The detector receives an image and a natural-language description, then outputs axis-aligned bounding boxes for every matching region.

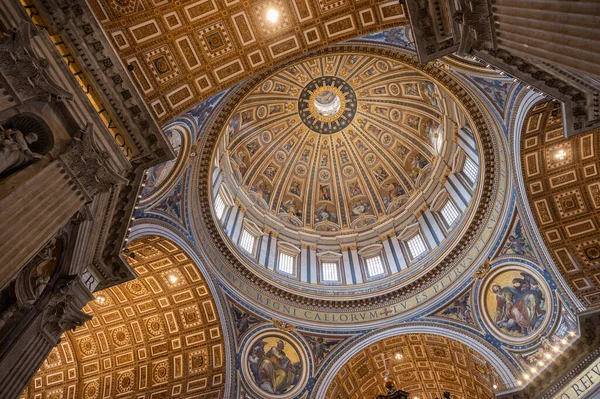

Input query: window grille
[463,157,478,183]
[214,192,225,220]
[278,252,294,274]
[407,235,427,258]
[239,229,255,254]
[441,200,460,226]
[322,262,338,281]
[366,256,385,277]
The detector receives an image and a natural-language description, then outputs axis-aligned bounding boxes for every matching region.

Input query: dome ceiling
[225,54,446,235]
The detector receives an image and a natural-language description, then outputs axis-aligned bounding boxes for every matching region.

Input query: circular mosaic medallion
[298,76,357,135]
[480,264,552,344]
[242,330,309,398]
[343,166,354,176]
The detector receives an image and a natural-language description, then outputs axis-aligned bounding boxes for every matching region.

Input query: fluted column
[0,275,92,398]
[0,161,84,290]
[492,0,600,79]
[0,125,125,291]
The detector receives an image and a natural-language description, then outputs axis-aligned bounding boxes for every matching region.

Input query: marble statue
[0,126,42,175]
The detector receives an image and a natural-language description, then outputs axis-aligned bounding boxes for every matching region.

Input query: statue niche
[0,114,52,177]
[0,236,61,335]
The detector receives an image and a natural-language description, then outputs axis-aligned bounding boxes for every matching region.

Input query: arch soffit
[312,325,518,399]
[508,91,585,312]
[128,222,236,391]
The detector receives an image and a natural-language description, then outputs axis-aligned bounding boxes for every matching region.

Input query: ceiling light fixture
[168,274,179,284]
[266,8,279,23]
[555,149,567,160]
[394,352,403,360]
[95,295,106,305]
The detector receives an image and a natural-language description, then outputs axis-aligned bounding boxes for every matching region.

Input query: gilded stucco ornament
[188,43,506,324]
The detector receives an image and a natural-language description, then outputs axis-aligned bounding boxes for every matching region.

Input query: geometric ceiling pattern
[87,0,406,123]
[521,100,600,309]
[20,237,226,399]
[326,334,502,399]
[224,52,452,235]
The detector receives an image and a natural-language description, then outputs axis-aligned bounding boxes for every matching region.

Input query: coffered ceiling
[87,0,406,124]
[521,100,600,309]
[21,236,226,399]
[327,334,502,399]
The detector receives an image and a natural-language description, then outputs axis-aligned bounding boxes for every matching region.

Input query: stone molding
[29,0,175,168]
[190,43,499,311]
[40,276,92,342]
[59,123,128,199]
[0,20,73,104]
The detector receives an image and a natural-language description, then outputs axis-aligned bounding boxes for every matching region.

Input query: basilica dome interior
[0,1,599,399]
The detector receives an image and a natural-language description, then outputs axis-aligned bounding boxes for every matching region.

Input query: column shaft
[0,162,85,290]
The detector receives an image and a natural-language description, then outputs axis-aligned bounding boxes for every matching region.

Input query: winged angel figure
[306,336,339,364]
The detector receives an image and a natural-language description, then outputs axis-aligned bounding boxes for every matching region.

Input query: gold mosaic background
[326,334,502,399]
[521,100,600,308]
[21,236,226,399]
[87,0,406,123]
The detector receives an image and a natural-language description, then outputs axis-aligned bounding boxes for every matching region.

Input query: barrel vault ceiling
[20,237,226,399]
[521,100,600,309]
[327,334,503,399]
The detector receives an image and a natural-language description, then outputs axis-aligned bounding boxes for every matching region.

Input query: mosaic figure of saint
[320,185,332,201]
[290,181,301,196]
[255,340,302,394]
[492,272,546,336]
[301,149,310,162]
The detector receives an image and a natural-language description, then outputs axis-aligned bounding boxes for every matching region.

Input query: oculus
[298,76,357,134]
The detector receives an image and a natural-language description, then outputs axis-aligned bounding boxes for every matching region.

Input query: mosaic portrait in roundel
[484,268,550,340]
[247,336,303,395]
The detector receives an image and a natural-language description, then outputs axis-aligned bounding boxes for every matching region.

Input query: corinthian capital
[41,276,92,340]
[0,21,73,103]
[60,123,128,198]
